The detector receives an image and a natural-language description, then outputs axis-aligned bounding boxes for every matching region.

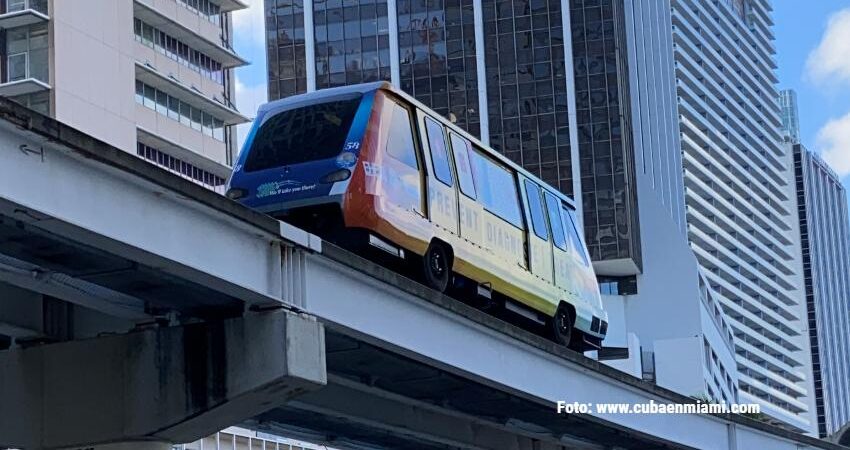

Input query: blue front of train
[226,88,376,216]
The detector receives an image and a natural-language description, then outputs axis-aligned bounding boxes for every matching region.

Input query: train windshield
[243,95,362,172]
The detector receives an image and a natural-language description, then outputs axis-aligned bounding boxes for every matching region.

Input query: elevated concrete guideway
[0,98,845,450]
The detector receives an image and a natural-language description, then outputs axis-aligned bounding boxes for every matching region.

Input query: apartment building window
[5,22,48,83]
[6,0,47,14]
[137,143,226,193]
[134,19,224,84]
[597,275,637,295]
[136,81,226,141]
[174,0,221,25]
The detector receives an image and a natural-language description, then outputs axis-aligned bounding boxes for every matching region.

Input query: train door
[543,191,572,292]
[382,98,426,218]
[520,178,554,283]
[418,113,459,235]
[447,132,483,242]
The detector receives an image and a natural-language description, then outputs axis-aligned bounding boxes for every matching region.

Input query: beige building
[0,0,249,192]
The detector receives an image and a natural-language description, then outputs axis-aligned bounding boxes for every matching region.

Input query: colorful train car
[227,82,607,350]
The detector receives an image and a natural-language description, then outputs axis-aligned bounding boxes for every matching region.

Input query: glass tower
[779,89,800,144]
[793,143,850,437]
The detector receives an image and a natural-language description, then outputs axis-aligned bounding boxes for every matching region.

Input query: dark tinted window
[386,103,418,169]
[244,96,361,172]
[425,117,453,186]
[450,133,476,199]
[470,148,522,228]
[524,180,548,241]
[563,206,590,266]
[544,192,567,251]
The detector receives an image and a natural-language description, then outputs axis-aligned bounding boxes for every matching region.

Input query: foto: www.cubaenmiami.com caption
[557,400,761,415]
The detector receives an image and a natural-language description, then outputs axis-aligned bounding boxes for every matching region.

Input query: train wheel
[550,304,574,347]
[423,242,451,293]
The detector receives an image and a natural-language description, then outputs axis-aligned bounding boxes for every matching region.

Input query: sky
[774,1,850,180]
[231,0,268,147]
[230,1,850,188]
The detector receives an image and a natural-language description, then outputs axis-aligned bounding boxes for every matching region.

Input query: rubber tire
[550,304,574,347]
[422,242,451,293]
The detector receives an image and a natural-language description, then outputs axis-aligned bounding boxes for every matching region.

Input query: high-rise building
[572,0,738,408]
[793,143,850,437]
[570,0,688,277]
[779,89,800,144]
[671,0,815,432]
[0,0,250,193]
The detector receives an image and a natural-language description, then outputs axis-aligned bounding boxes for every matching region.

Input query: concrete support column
[473,0,489,144]
[0,309,326,449]
[304,0,316,92]
[387,0,400,87]
[560,0,584,225]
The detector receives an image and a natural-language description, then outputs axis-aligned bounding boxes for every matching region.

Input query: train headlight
[226,187,247,200]
[336,151,357,168]
[320,168,352,183]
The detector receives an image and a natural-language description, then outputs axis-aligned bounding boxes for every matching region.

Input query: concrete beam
[0,309,326,449]
[0,282,45,339]
[260,375,604,450]
[832,422,850,446]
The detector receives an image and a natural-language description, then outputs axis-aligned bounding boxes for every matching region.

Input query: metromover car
[227,82,607,351]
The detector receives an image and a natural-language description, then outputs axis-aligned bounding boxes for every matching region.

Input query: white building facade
[589,0,739,409]
[0,0,250,192]
[671,0,815,433]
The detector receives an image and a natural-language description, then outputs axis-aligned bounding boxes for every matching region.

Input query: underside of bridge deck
[250,330,688,450]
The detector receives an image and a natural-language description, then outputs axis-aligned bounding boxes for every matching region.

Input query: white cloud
[233,0,266,48]
[806,8,850,85]
[235,78,268,149]
[817,111,850,177]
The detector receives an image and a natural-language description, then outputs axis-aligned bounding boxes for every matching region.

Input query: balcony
[0,51,50,96]
[133,0,247,68]
[209,0,248,13]
[135,61,247,125]
[0,0,48,29]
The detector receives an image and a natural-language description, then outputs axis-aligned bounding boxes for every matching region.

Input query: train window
[524,180,549,241]
[386,103,419,169]
[244,96,362,172]
[469,147,523,228]
[563,205,590,266]
[544,192,567,251]
[449,133,476,199]
[424,116,453,186]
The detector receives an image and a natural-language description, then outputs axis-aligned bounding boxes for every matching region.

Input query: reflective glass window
[544,192,567,250]
[563,205,590,266]
[245,95,363,171]
[386,103,419,169]
[470,147,522,228]
[425,116,453,186]
[524,180,548,240]
[450,133,476,199]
